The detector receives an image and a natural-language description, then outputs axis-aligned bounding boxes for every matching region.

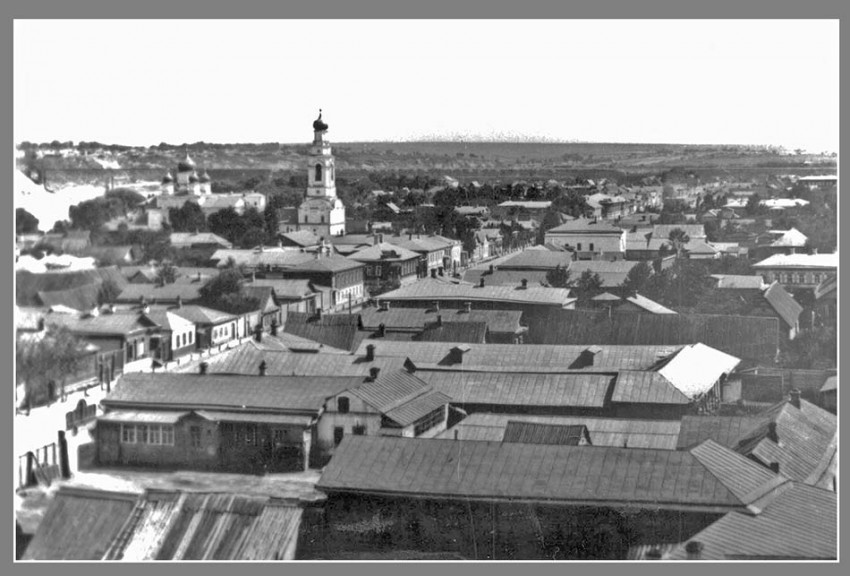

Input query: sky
[14,20,839,153]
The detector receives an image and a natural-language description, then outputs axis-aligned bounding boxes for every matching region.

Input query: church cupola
[313,109,329,132]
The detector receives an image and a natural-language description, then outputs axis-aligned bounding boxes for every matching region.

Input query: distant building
[752,253,838,289]
[544,218,626,259]
[296,111,346,238]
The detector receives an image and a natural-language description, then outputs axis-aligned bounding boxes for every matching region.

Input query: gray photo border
[2,1,845,575]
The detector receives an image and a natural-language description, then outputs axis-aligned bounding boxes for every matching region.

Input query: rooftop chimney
[521,278,528,289]
[378,323,386,337]
[199,361,208,375]
[464,301,472,313]
[449,344,471,364]
[433,300,440,312]
[789,388,801,409]
[436,314,442,327]
[365,344,375,362]
[769,462,780,474]
[685,541,703,560]
[488,264,494,274]
[176,295,183,309]
[454,429,459,441]
[479,278,485,288]
[379,300,389,311]
[369,367,381,381]
[258,360,267,376]
[767,421,779,443]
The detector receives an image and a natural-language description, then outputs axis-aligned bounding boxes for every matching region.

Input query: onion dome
[312,109,328,131]
[199,170,211,183]
[161,172,174,184]
[189,173,200,183]
[177,152,196,172]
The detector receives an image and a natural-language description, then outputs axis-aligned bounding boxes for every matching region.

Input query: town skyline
[14,20,839,153]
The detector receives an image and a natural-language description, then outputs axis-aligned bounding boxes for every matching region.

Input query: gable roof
[657,343,740,398]
[665,482,836,560]
[415,370,615,408]
[170,232,233,248]
[345,371,451,426]
[279,230,322,247]
[16,267,127,307]
[284,311,362,352]
[416,321,488,343]
[762,282,803,328]
[753,253,838,270]
[43,310,157,336]
[612,370,690,405]
[103,372,364,414]
[378,278,574,307]
[22,487,139,560]
[767,228,808,248]
[711,274,767,290]
[37,284,102,312]
[437,413,681,449]
[359,306,524,336]
[677,415,764,450]
[461,269,551,287]
[103,491,303,561]
[318,436,782,511]
[526,309,777,361]
[348,242,421,263]
[170,304,238,326]
[247,278,316,300]
[547,218,624,235]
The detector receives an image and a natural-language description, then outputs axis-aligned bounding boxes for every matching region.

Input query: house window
[136,425,148,444]
[375,265,382,276]
[321,215,325,223]
[337,396,350,414]
[413,406,446,436]
[161,426,174,445]
[190,426,202,448]
[121,424,136,444]
[589,243,595,252]
[245,424,257,446]
[577,243,583,251]
[334,426,344,445]
[149,426,161,445]
[353,424,366,435]
[315,164,323,182]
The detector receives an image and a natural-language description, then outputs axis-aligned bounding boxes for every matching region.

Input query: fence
[738,368,836,406]
[18,442,60,490]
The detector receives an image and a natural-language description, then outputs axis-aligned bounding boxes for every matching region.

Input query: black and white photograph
[12,18,838,562]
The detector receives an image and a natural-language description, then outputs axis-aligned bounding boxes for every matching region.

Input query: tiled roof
[547,219,624,234]
[101,491,303,561]
[103,372,363,414]
[665,482,836,560]
[22,487,139,560]
[753,253,838,269]
[501,422,590,446]
[762,282,803,328]
[318,436,777,511]
[526,309,778,361]
[361,340,682,372]
[191,345,408,377]
[378,278,574,307]
[414,370,615,408]
[284,311,361,352]
[438,413,681,449]
[359,306,524,336]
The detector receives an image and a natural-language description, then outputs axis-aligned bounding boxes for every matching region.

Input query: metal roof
[547,219,624,234]
[43,310,155,336]
[98,410,191,424]
[384,390,452,427]
[461,269,551,287]
[378,278,574,307]
[658,344,740,398]
[317,436,777,511]
[170,304,238,325]
[416,321,488,343]
[348,371,431,413]
[624,294,677,315]
[284,312,361,352]
[360,306,524,335]
[415,370,615,408]
[762,282,803,328]
[676,415,763,450]
[117,282,204,302]
[753,253,838,269]
[711,274,767,290]
[22,487,139,560]
[360,340,681,372]
[103,373,364,414]
[37,284,102,312]
[501,422,590,446]
[497,250,574,270]
[438,413,681,449]
[348,242,421,262]
[652,224,707,239]
[613,371,690,405]
[665,482,836,560]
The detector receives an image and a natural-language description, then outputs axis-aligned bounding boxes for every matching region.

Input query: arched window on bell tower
[315,164,323,182]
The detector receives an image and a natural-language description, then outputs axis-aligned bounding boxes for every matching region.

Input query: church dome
[199,170,211,183]
[177,153,196,172]
[312,109,328,131]
[161,172,174,184]
[189,173,200,183]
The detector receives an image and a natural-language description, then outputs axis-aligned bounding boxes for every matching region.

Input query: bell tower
[306,109,336,199]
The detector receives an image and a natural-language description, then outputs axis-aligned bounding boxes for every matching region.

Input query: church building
[296,110,346,238]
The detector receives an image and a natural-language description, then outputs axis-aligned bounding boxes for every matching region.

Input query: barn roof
[377,278,574,307]
[359,306,524,335]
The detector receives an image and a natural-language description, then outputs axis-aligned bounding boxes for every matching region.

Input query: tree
[573,270,604,306]
[545,264,572,288]
[16,325,89,407]
[745,193,761,215]
[667,228,691,258]
[155,261,178,285]
[168,202,207,233]
[208,207,246,244]
[198,268,259,315]
[621,261,653,296]
[96,279,123,305]
[16,208,39,235]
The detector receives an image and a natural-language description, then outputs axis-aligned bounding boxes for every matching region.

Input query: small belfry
[298,109,346,237]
